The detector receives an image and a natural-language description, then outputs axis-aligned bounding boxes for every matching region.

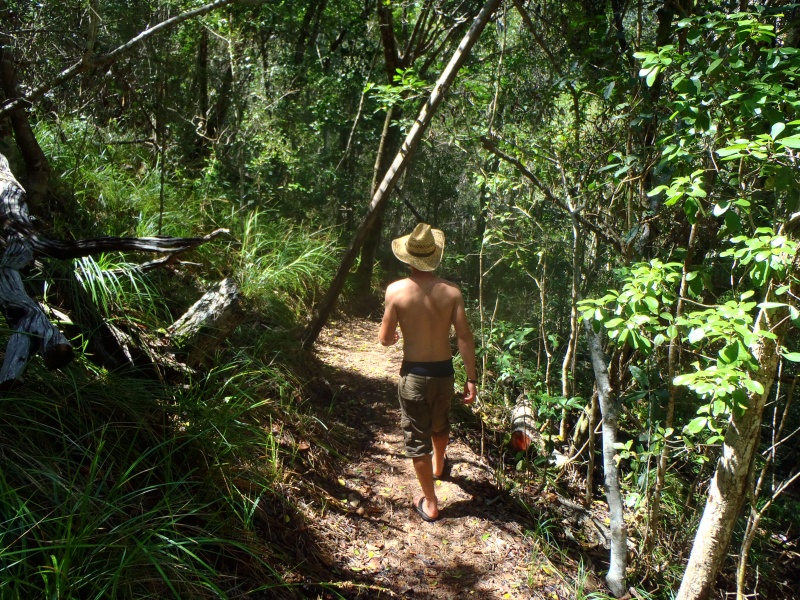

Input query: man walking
[379,223,478,522]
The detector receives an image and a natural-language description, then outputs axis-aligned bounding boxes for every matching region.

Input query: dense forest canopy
[1,0,799,598]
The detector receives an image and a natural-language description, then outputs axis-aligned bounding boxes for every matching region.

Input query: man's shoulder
[386,277,411,291]
[433,277,462,295]
[385,277,412,299]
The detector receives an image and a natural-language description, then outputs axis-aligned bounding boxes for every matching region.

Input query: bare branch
[479,134,623,253]
[0,0,247,119]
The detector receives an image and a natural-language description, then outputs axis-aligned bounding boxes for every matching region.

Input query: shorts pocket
[399,374,426,403]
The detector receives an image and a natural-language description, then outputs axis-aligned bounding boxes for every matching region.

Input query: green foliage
[366,67,431,113]
[635,11,800,222]
[721,228,798,288]
[71,254,168,323]
[479,320,541,394]
[579,259,682,354]
[235,210,339,313]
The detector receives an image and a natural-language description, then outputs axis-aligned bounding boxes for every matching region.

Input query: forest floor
[297,317,608,600]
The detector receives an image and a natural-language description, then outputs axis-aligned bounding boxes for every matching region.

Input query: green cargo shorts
[397,373,455,458]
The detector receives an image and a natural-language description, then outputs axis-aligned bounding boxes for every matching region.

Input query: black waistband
[400,359,454,377]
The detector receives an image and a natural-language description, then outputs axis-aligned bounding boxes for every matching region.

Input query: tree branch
[0,0,247,119]
[479,134,622,253]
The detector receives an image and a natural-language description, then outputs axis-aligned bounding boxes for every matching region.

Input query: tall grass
[0,355,310,599]
[71,254,167,323]
[236,210,338,311]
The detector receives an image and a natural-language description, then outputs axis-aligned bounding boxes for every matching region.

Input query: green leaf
[630,365,649,388]
[688,328,705,343]
[685,417,707,434]
[713,201,730,216]
[673,373,693,386]
[770,122,786,140]
[778,135,800,149]
[781,351,800,362]
[719,343,739,364]
[707,58,724,75]
[743,379,764,395]
[643,295,659,313]
[647,185,668,197]
[646,66,660,87]
[712,399,727,416]
[757,301,788,310]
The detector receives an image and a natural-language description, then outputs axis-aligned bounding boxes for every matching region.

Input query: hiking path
[303,318,588,599]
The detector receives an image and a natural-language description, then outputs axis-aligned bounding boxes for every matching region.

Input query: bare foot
[413,495,439,522]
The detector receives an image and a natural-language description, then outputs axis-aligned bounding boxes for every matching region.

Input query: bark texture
[0,48,52,210]
[168,277,245,367]
[583,319,627,597]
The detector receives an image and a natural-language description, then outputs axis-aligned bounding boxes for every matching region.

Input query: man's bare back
[380,269,476,386]
[380,273,461,361]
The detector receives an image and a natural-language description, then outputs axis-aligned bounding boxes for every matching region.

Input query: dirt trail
[306,318,572,600]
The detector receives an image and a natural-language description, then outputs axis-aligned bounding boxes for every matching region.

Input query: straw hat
[391,223,445,271]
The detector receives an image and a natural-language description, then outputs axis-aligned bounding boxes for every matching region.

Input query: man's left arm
[452,290,478,404]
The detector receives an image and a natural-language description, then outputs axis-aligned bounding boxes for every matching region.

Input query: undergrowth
[0,126,347,599]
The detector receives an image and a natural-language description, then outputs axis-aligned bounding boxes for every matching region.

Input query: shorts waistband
[400,359,455,378]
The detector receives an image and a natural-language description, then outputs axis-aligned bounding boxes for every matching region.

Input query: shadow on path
[291,318,590,600]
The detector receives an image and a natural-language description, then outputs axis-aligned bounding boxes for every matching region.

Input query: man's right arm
[379,286,400,346]
[452,290,478,403]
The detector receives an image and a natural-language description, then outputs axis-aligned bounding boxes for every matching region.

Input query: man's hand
[463,381,477,404]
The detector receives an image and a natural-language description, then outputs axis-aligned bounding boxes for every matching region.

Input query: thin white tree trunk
[583,319,627,596]
[676,274,796,600]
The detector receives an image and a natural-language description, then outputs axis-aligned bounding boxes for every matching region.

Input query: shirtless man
[379,223,478,523]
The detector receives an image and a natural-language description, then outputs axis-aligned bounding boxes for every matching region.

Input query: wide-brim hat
[391,223,445,272]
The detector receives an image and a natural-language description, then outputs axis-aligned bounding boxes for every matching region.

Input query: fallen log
[509,397,539,452]
[167,277,245,367]
[0,152,225,388]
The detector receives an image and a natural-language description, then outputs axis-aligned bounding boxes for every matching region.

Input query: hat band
[408,247,436,258]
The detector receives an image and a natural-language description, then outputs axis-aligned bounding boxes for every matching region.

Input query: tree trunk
[192,26,210,161]
[584,391,600,509]
[0,47,52,211]
[293,0,328,66]
[675,282,795,600]
[583,319,627,597]
[302,0,503,348]
[560,215,580,440]
[352,106,400,302]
